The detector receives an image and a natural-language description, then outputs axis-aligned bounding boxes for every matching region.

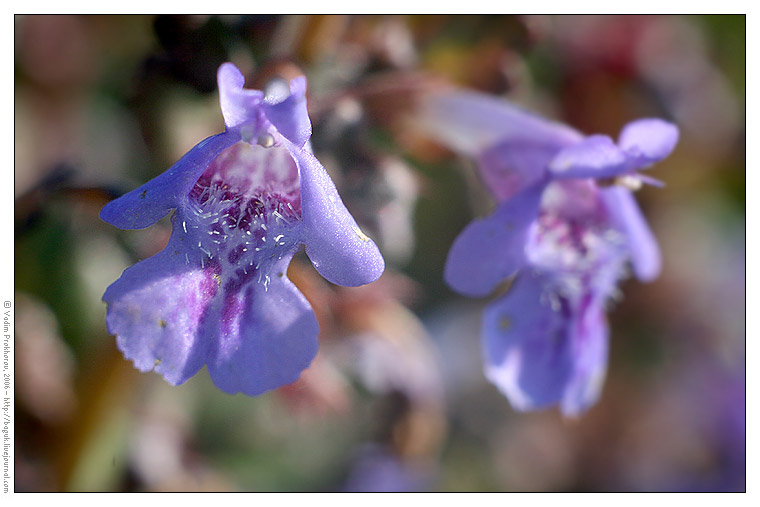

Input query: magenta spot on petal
[220,290,245,336]
[200,262,222,296]
[228,244,247,265]
[194,141,301,211]
[225,266,257,295]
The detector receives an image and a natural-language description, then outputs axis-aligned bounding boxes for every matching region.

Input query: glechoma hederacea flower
[419,90,678,415]
[101,63,384,395]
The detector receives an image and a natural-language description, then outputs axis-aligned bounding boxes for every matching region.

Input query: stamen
[615,174,643,191]
[184,160,304,289]
[257,133,275,148]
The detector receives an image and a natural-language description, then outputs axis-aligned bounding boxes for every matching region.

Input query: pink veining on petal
[526,180,628,304]
[193,141,301,210]
[173,140,307,320]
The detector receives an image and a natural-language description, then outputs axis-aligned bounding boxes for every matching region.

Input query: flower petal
[444,180,546,297]
[477,139,564,201]
[100,132,238,229]
[263,76,312,148]
[218,63,265,130]
[103,230,220,386]
[418,90,583,157]
[205,264,320,396]
[600,186,661,282]
[548,135,630,179]
[618,118,679,166]
[482,270,574,410]
[560,298,609,416]
[343,445,427,492]
[289,141,385,287]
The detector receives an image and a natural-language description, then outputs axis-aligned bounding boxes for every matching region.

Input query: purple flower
[342,444,432,492]
[101,63,384,396]
[419,90,677,415]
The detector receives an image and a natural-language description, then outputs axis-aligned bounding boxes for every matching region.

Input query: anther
[615,174,643,191]
[257,133,275,148]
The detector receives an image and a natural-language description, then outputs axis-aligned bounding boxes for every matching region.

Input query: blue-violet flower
[101,63,384,395]
[419,90,678,415]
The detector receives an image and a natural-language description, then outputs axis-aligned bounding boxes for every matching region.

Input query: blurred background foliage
[14,14,745,492]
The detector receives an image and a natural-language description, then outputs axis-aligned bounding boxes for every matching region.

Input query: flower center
[526,181,627,303]
[193,141,301,205]
[180,142,303,290]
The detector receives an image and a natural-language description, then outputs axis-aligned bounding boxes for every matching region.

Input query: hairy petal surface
[444,180,546,297]
[101,133,239,230]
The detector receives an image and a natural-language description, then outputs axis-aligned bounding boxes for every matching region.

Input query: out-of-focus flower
[418,90,677,415]
[342,444,433,492]
[101,63,384,396]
